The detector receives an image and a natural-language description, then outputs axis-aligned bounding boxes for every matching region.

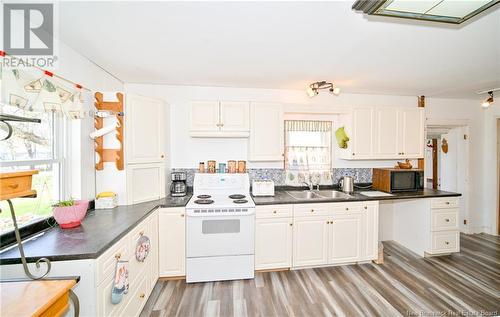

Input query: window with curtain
[284,120,332,186]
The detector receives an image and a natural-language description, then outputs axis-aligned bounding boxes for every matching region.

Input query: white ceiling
[59,1,500,98]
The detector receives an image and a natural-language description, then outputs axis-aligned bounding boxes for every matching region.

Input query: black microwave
[372,168,424,193]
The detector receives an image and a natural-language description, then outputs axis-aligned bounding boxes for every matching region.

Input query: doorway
[425,124,469,233]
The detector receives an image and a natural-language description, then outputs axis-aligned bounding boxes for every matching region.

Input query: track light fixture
[306,81,340,98]
[481,91,494,109]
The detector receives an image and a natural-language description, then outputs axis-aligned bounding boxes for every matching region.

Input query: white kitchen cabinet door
[329,214,362,264]
[293,217,329,267]
[374,107,400,158]
[351,107,373,159]
[190,101,220,132]
[159,208,186,277]
[249,103,284,161]
[220,101,250,131]
[362,203,379,260]
[255,217,293,270]
[125,94,166,164]
[400,108,424,158]
[126,163,165,205]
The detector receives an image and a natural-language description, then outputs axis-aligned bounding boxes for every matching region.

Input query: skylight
[352,0,500,24]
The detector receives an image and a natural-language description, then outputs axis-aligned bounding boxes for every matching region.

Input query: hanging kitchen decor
[335,126,350,149]
[441,138,449,154]
[1,68,30,109]
[111,260,129,304]
[135,235,151,262]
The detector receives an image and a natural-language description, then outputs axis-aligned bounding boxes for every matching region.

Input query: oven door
[186,214,254,258]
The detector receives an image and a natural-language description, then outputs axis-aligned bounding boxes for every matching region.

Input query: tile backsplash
[171,168,372,187]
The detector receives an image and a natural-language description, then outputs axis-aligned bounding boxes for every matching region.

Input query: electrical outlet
[464,219,467,225]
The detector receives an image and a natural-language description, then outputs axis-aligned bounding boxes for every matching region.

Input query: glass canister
[218,163,226,173]
[207,160,216,173]
[227,160,237,173]
[237,160,246,173]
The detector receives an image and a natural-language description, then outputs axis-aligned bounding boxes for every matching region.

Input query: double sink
[286,190,353,200]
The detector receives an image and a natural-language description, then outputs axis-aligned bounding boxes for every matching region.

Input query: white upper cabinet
[340,106,424,160]
[190,101,249,137]
[190,101,220,132]
[220,101,250,131]
[374,107,400,158]
[399,108,425,158]
[126,163,165,205]
[352,107,374,159]
[249,102,284,161]
[125,94,166,164]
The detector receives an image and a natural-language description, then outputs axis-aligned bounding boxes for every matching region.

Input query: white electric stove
[186,173,255,283]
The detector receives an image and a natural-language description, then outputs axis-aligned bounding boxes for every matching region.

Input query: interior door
[219,101,249,131]
[292,217,329,267]
[329,214,361,264]
[439,132,457,192]
[126,94,165,163]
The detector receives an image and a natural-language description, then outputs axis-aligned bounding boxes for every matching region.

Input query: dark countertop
[0,194,192,265]
[1,187,459,265]
[251,188,461,205]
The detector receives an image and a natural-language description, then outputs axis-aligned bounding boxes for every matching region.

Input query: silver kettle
[338,176,354,194]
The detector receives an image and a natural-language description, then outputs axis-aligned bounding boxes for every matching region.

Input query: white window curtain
[284,120,332,186]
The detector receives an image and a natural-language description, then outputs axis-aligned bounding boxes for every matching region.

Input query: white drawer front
[431,209,459,231]
[331,202,362,215]
[121,262,152,317]
[294,204,330,217]
[256,204,293,219]
[431,197,459,209]
[430,231,460,254]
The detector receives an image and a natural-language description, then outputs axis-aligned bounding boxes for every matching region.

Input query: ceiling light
[307,81,340,98]
[481,91,494,109]
[352,0,500,24]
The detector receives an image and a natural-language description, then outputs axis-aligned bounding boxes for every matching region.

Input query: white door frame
[426,119,470,233]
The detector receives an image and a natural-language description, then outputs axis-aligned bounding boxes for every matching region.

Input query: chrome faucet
[302,181,314,191]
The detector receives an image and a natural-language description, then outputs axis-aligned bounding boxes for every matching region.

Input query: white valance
[285,120,332,132]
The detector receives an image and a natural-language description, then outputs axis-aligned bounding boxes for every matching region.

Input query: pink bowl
[53,200,89,229]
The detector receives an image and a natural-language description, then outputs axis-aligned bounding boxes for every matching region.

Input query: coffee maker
[170,172,187,197]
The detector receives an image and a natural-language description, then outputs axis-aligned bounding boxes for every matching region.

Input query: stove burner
[194,199,214,205]
[233,199,248,204]
[229,194,246,199]
[197,195,211,199]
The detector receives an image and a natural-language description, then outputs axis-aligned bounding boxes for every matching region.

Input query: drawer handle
[139,230,144,236]
[273,210,277,214]
[364,206,367,210]
[445,241,450,245]
[115,253,121,260]
[289,223,293,226]
[345,208,349,211]
[181,214,185,217]
[9,184,19,189]
[310,209,314,213]
[445,219,450,222]
[139,293,145,299]
[445,202,450,205]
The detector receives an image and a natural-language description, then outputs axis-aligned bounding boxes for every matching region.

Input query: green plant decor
[53,199,75,208]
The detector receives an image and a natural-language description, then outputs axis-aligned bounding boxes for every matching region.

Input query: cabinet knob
[139,293,145,299]
[139,230,144,236]
[181,214,185,217]
[445,218,450,222]
[9,184,19,189]
[115,253,121,260]
[352,153,355,156]
[161,155,165,158]
[364,206,367,210]
[445,241,450,245]
[310,209,314,213]
[289,223,293,226]
[273,210,277,214]
[445,202,450,205]
[345,207,349,211]
[326,221,329,224]
[401,152,405,155]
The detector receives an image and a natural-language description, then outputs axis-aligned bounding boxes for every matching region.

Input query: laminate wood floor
[141,233,500,317]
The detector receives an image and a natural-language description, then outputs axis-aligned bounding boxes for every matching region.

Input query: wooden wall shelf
[0,171,38,201]
[94,92,124,170]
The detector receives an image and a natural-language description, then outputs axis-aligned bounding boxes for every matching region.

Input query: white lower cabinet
[293,217,330,267]
[329,213,362,264]
[96,209,159,317]
[255,218,293,270]
[292,202,379,268]
[159,207,186,277]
